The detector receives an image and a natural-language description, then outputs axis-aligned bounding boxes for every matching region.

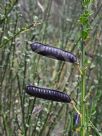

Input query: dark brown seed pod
[26,85,71,103]
[30,42,77,63]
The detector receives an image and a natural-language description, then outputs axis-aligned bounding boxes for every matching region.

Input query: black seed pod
[26,85,71,103]
[73,113,80,126]
[30,42,77,63]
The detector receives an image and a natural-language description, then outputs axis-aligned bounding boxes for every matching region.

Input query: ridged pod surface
[30,42,77,63]
[26,85,71,103]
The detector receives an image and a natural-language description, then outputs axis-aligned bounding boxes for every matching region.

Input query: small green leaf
[3,36,9,41]
[82,30,89,39]
[8,31,13,37]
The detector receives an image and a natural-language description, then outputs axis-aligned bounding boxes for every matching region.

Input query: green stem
[81,30,86,136]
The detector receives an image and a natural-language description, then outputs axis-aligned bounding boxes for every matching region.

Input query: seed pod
[30,42,77,63]
[26,85,71,103]
[73,113,80,126]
